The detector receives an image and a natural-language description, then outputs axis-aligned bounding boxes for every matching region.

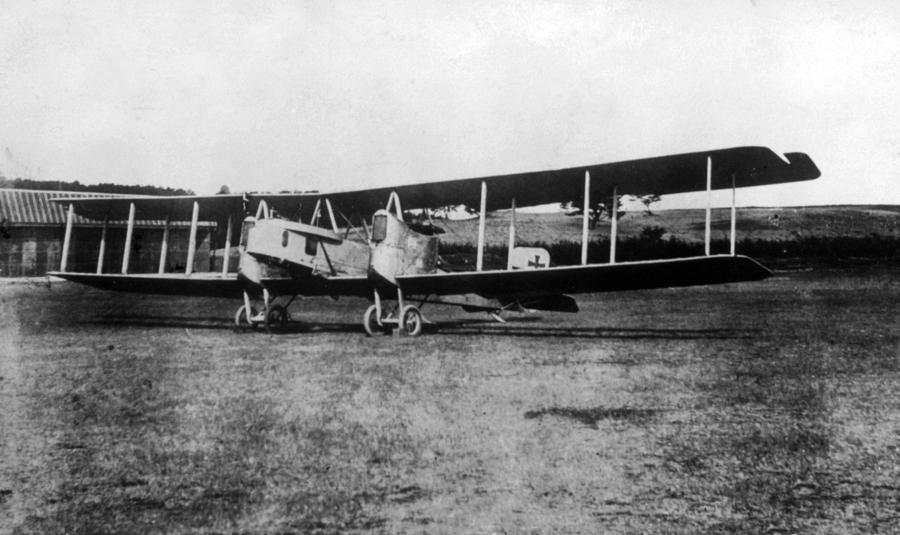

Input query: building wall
[0,225,212,277]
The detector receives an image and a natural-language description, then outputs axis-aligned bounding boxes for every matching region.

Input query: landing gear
[234,290,294,332]
[362,289,425,337]
[264,304,289,332]
[234,304,259,329]
[400,305,423,336]
[363,304,388,336]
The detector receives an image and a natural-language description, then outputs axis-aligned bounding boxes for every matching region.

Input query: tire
[363,304,383,337]
[265,305,288,332]
[400,305,423,337]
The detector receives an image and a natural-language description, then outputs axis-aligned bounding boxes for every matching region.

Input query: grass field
[437,205,900,246]
[1,265,898,533]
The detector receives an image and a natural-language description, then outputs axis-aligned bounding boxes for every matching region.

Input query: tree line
[0,176,194,196]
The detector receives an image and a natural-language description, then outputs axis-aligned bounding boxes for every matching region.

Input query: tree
[217,185,231,195]
[563,198,625,229]
[592,197,625,228]
[637,193,662,215]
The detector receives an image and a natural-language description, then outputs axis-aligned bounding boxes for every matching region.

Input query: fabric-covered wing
[396,255,772,297]
[47,271,372,298]
[48,193,311,222]
[53,146,819,219]
[47,272,247,297]
[49,256,769,304]
[318,146,819,214]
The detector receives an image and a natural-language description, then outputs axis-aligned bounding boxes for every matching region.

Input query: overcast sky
[1,0,898,209]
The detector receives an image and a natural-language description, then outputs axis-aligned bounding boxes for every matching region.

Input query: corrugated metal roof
[0,189,214,228]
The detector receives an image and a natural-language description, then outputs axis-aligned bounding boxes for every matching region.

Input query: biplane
[48,146,820,336]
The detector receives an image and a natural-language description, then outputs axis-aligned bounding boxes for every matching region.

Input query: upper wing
[47,193,311,221]
[321,146,819,214]
[52,146,819,219]
[396,255,772,296]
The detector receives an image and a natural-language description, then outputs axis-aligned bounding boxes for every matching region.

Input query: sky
[1,0,898,209]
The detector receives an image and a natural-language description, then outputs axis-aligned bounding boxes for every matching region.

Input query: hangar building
[0,189,214,277]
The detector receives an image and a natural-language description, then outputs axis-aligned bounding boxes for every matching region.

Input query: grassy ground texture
[0,264,898,533]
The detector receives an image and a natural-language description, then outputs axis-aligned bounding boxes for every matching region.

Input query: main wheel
[264,304,289,332]
[363,304,384,337]
[234,305,259,329]
[400,305,423,337]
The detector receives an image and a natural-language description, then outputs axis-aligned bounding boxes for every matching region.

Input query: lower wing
[396,255,771,296]
[46,271,371,299]
[48,255,770,300]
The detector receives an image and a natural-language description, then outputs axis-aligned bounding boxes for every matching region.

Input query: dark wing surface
[47,272,247,297]
[53,146,819,219]
[48,193,313,221]
[47,272,371,298]
[307,146,819,213]
[396,255,772,297]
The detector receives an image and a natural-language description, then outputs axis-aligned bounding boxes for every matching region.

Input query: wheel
[363,304,383,337]
[234,305,259,329]
[264,305,289,332]
[400,305,423,337]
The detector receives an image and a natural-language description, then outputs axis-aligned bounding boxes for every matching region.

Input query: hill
[435,205,900,247]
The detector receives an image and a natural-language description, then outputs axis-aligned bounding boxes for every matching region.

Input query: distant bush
[0,177,194,196]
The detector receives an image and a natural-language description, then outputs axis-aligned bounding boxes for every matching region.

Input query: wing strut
[476,180,487,271]
[221,215,233,277]
[60,202,75,272]
[324,199,339,233]
[96,215,108,274]
[730,174,737,256]
[507,197,516,270]
[610,186,618,264]
[705,156,712,256]
[256,200,271,220]
[309,199,320,225]
[185,200,199,275]
[581,171,590,265]
[122,202,136,274]
[386,191,403,219]
[159,216,169,274]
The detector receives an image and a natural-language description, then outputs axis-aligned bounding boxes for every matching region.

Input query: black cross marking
[527,255,546,268]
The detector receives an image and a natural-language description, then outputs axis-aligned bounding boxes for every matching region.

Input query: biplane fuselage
[47,146,821,336]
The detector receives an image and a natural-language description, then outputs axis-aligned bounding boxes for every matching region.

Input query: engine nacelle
[245,217,342,269]
[237,216,290,284]
[369,210,439,285]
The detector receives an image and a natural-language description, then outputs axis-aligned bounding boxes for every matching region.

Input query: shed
[0,189,215,277]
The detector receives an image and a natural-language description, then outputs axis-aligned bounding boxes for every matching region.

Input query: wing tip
[782,152,822,181]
